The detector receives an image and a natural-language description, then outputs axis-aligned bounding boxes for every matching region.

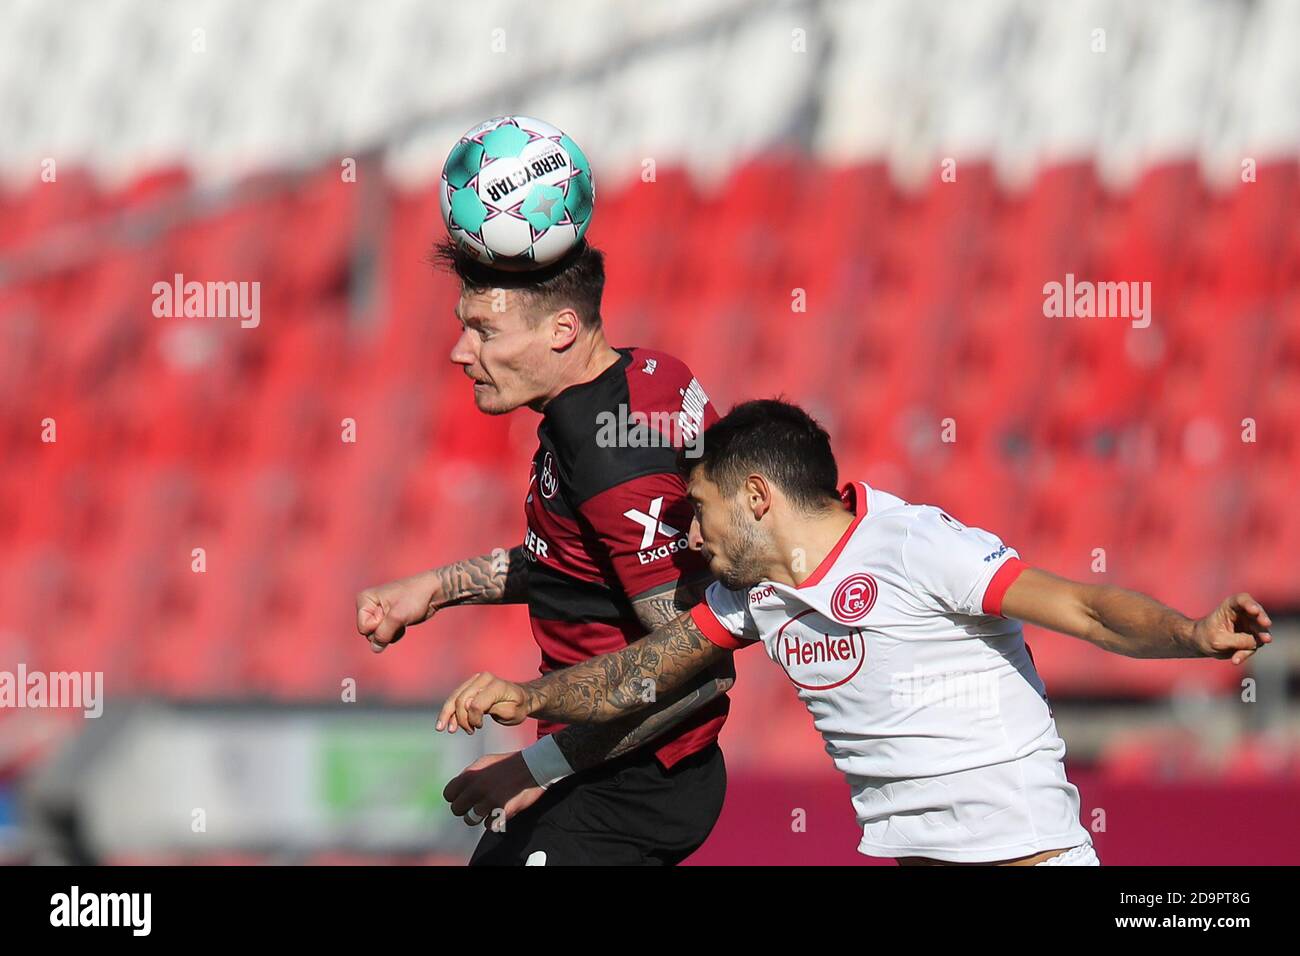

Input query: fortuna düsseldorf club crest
[831,573,878,622]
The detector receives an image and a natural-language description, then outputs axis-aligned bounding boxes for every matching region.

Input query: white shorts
[1035,842,1100,866]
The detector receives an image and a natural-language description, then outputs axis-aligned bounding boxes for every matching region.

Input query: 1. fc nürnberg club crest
[831,573,878,622]
[539,452,558,499]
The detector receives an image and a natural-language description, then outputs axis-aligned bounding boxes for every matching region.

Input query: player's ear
[549,307,581,351]
[745,474,773,519]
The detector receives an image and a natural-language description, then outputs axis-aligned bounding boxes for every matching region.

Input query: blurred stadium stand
[1,0,1298,863]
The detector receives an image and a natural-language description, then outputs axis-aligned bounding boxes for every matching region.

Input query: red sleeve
[982,558,1028,617]
[690,602,750,650]
[577,471,707,598]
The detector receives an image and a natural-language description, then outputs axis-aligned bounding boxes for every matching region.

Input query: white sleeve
[900,508,1027,617]
[689,581,761,650]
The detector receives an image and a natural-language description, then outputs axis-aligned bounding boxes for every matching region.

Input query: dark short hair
[683,399,841,512]
[431,237,605,329]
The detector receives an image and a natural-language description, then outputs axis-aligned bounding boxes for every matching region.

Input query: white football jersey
[690,480,1092,863]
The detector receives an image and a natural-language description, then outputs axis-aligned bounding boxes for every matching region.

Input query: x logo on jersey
[624,496,680,549]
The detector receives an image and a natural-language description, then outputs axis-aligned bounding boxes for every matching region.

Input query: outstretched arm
[1000,568,1272,664]
[356,545,529,652]
[437,604,731,734]
[437,578,733,829]
[544,577,734,769]
[429,544,532,608]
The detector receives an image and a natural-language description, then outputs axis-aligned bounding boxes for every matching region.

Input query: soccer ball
[439,115,596,271]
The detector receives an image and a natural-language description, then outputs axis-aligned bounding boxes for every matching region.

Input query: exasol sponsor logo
[0,666,102,718]
[152,273,261,328]
[50,886,151,936]
[624,496,689,564]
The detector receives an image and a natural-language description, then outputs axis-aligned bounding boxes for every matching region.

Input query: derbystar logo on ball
[439,115,595,271]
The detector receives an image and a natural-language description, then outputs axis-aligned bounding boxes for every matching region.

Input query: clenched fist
[355,572,439,654]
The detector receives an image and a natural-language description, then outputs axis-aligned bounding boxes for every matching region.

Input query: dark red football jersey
[523,347,731,768]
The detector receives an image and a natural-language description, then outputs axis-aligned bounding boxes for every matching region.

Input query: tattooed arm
[437,576,733,827]
[429,545,531,608]
[356,545,530,652]
[437,594,733,735]
[544,575,735,770]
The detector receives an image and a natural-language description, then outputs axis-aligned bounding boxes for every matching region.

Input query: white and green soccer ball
[439,115,596,271]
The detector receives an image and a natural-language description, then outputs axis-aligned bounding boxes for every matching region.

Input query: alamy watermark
[50,886,150,936]
[890,668,1001,717]
[0,665,103,717]
[1042,273,1151,328]
[152,273,261,328]
[594,375,709,458]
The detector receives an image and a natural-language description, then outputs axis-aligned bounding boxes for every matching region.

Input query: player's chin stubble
[471,382,516,415]
[715,515,768,591]
[475,394,512,415]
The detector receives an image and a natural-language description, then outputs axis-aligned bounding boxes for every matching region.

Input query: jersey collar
[796,481,872,589]
[542,347,632,421]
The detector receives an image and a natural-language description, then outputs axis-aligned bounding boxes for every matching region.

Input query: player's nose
[688,515,704,551]
[449,327,477,366]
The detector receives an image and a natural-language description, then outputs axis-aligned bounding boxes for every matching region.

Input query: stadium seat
[7,148,1298,711]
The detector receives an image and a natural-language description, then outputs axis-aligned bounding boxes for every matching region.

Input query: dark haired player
[355,240,733,865]
[438,399,1273,865]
